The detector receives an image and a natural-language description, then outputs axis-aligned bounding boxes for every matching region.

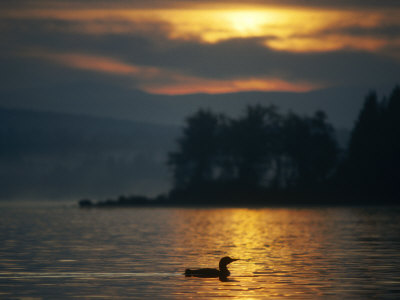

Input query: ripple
[0,272,182,279]
[1,206,400,299]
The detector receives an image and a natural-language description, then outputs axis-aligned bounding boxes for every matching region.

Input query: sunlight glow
[4,7,398,53]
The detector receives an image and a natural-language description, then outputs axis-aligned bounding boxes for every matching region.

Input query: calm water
[1,204,400,299]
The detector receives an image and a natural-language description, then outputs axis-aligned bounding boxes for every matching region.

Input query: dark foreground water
[1,204,400,299]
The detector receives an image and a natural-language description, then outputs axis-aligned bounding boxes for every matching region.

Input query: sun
[225,11,269,36]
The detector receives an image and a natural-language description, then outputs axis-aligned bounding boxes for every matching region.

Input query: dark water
[1,204,400,299]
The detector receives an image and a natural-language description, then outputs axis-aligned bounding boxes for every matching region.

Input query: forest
[166,86,400,205]
[80,85,399,207]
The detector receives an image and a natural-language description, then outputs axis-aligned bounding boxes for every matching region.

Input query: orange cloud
[47,53,136,74]
[25,51,160,77]
[141,76,319,95]
[266,36,390,53]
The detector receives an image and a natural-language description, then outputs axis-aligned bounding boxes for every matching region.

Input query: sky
[0,0,399,200]
[1,0,399,97]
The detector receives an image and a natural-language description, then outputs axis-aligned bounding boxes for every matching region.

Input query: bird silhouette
[184,256,239,280]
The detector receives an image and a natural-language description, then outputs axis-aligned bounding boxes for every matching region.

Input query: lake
[1,204,400,299]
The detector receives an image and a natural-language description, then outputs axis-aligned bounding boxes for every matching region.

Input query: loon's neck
[219,264,230,276]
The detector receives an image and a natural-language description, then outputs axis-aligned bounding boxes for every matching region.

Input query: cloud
[2,0,400,10]
[18,48,318,94]
[14,36,400,95]
[40,53,137,74]
[1,2,399,95]
[4,6,399,49]
[142,77,317,95]
[24,51,161,77]
[113,37,400,87]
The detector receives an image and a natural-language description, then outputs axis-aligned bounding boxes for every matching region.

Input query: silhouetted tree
[371,86,400,199]
[169,104,339,197]
[340,86,400,202]
[382,86,400,198]
[346,91,383,195]
[168,109,224,189]
[223,105,281,187]
[281,111,338,188]
[348,91,381,165]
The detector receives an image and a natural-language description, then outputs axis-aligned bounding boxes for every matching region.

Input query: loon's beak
[232,258,240,262]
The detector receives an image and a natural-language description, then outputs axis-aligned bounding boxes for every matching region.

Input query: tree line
[79,85,399,207]
[168,86,400,204]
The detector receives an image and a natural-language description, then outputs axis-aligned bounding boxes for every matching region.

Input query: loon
[184,256,239,279]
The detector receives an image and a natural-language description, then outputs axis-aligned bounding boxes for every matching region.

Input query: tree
[281,111,338,188]
[168,109,223,189]
[223,105,281,187]
[379,86,400,198]
[168,103,339,201]
[348,91,381,165]
[345,91,382,193]
[340,86,400,201]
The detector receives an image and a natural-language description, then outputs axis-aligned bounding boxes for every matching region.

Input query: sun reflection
[170,207,339,287]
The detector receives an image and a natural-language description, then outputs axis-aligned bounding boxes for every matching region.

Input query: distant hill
[0,107,179,200]
[1,82,392,129]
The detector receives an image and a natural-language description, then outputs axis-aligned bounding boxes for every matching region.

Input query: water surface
[1,204,400,298]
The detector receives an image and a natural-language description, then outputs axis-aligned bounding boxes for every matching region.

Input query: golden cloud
[4,6,399,54]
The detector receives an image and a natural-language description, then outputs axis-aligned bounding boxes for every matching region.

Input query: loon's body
[184,256,239,278]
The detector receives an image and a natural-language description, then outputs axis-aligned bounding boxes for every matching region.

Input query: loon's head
[219,256,239,269]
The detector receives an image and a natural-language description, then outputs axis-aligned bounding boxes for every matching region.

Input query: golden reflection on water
[169,209,303,297]
[169,208,400,298]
